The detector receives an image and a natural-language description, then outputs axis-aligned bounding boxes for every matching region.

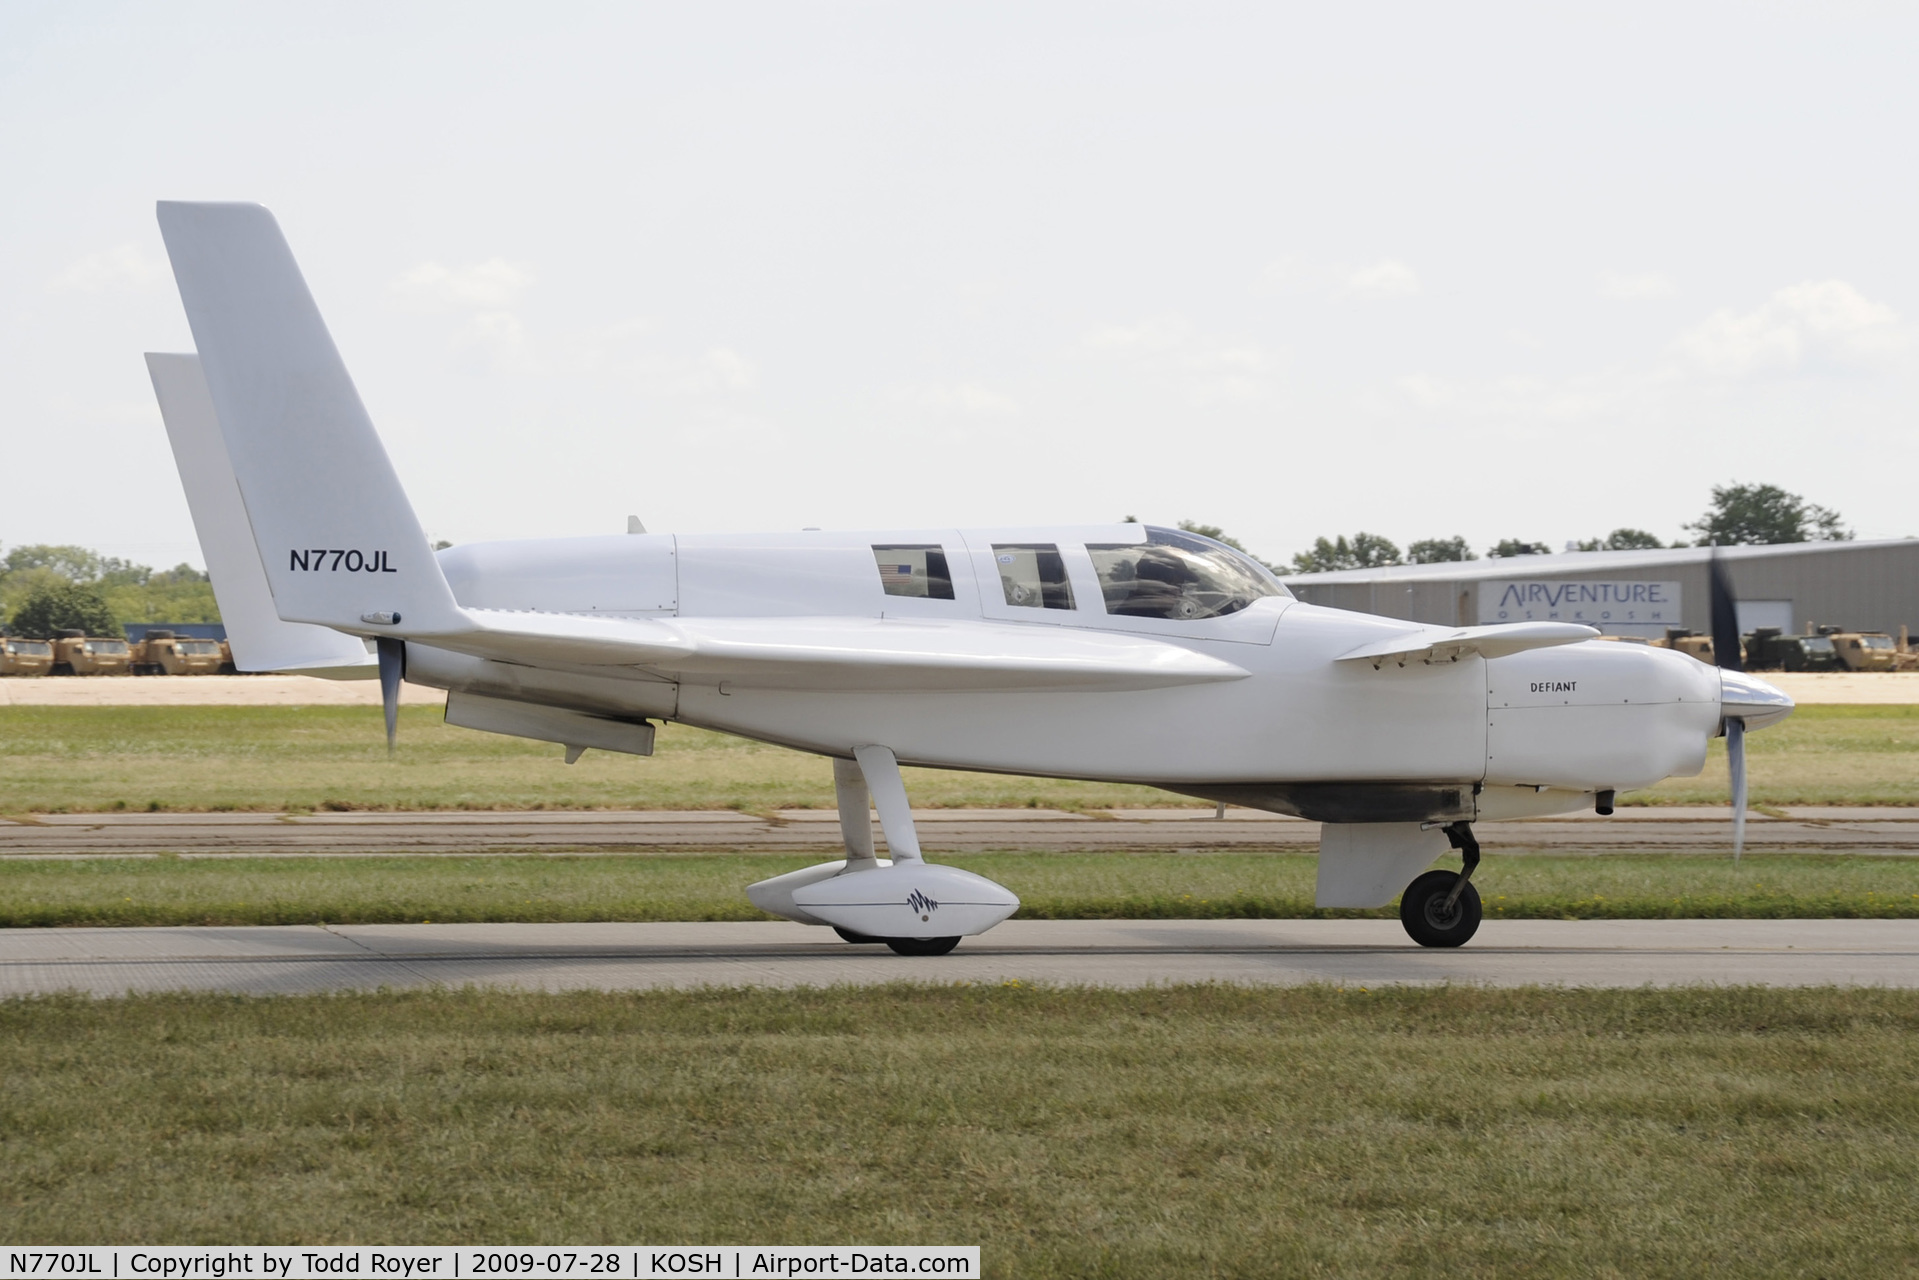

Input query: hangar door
[1737,600,1794,634]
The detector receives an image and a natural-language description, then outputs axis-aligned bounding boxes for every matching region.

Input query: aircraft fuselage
[412,525,1724,821]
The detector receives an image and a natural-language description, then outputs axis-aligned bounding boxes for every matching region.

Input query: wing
[413,613,1249,693]
[1336,621,1599,667]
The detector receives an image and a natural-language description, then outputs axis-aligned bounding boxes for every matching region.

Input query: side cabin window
[871,545,955,600]
[992,544,1074,610]
[1085,526,1283,621]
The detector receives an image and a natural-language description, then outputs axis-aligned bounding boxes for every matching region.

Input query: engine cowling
[1486,641,1721,792]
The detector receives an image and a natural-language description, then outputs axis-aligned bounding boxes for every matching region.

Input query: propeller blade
[1707,547,1744,673]
[1710,545,1748,860]
[376,637,404,755]
[1726,715,1748,862]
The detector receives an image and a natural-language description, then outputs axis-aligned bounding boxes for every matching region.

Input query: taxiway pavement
[2,918,1914,995]
[2,806,1915,857]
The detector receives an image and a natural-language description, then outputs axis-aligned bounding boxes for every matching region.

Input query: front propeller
[1707,550,1748,859]
[1709,551,1795,861]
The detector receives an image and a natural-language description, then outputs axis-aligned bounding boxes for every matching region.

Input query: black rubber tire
[1399,870,1482,948]
[884,936,962,957]
[833,926,883,945]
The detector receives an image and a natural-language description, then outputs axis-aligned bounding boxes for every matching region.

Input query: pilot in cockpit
[1112,546,1200,618]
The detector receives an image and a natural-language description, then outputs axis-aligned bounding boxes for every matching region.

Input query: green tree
[0,543,220,629]
[1574,528,1667,552]
[9,581,121,638]
[1685,483,1851,545]
[101,564,221,625]
[1488,538,1550,558]
[1289,532,1401,574]
[1407,536,1476,564]
[3,544,109,579]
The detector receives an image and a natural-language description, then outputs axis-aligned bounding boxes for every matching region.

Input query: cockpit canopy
[1086,526,1287,621]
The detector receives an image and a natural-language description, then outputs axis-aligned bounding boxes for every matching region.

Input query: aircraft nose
[1721,669,1795,730]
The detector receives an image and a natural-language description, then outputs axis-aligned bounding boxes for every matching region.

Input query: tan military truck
[1826,630,1901,672]
[50,630,133,676]
[1651,629,1724,664]
[0,636,55,676]
[133,630,225,675]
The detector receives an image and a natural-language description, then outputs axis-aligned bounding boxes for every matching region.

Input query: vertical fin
[155,201,464,637]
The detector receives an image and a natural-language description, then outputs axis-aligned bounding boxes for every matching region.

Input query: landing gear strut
[1399,821,1482,947]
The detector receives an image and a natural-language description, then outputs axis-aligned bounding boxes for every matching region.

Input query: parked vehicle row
[0,629,234,676]
[1601,625,1917,672]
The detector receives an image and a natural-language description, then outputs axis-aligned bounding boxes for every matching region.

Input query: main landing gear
[1399,821,1482,948]
[744,750,1020,954]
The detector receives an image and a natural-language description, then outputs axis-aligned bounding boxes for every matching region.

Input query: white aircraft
[147,202,1795,953]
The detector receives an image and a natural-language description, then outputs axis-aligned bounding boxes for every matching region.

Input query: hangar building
[1282,538,1919,639]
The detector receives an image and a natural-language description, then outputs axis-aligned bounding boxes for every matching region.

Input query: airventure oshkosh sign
[1479,579,1682,632]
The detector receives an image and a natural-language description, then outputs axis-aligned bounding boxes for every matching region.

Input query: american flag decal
[879,563,914,589]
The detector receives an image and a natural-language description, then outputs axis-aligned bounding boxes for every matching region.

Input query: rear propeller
[1707,548,1748,861]
[377,637,404,756]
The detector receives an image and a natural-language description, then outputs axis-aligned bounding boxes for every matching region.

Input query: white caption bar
[0,1250,979,1280]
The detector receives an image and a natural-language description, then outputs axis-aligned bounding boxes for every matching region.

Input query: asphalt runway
[3,805,1917,856]
[3,918,1915,995]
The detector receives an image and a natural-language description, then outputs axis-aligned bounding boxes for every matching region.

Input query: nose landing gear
[1399,821,1482,947]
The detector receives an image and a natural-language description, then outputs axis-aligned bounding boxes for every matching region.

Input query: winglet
[155,201,465,638]
[1337,621,1599,666]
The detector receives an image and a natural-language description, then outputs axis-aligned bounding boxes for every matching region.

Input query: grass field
[5,851,1918,927]
[0,703,1915,813]
[3,985,1917,1276]
[0,706,1169,813]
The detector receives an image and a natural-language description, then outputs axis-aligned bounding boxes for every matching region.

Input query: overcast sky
[3,2,1915,571]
